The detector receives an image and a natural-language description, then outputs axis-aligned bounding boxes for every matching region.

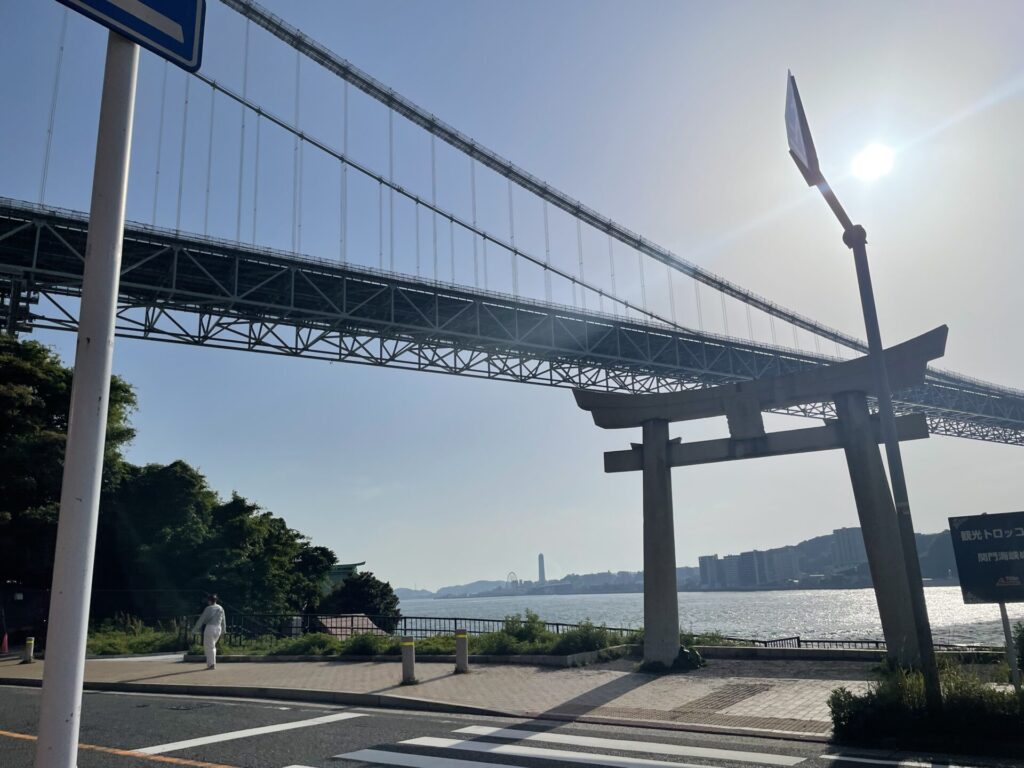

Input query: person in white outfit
[192,595,226,669]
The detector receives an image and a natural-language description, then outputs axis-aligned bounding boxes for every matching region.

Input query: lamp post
[784,72,942,712]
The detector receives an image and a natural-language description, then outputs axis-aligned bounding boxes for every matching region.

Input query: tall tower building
[538,553,546,584]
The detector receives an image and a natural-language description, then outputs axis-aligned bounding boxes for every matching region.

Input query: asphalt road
[0,685,1017,768]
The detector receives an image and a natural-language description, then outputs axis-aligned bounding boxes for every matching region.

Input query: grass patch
[467,613,631,657]
[268,633,346,656]
[829,659,1024,754]
[164,610,635,660]
[681,630,746,647]
[86,615,187,655]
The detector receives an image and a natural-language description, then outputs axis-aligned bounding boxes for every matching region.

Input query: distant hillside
[435,580,507,598]
[795,529,956,579]
[917,532,958,580]
[394,588,434,600]
[795,533,836,574]
[396,530,959,599]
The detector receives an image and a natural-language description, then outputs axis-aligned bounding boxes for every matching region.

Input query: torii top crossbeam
[574,326,948,431]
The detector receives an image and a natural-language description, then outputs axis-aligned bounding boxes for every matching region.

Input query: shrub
[502,610,550,644]
[356,635,456,656]
[86,615,188,655]
[675,646,704,670]
[268,632,344,656]
[472,631,523,656]
[343,633,383,656]
[550,622,615,656]
[413,635,456,655]
[638,647,703,674]
[467,621,631,657]
[828,659,1024,752]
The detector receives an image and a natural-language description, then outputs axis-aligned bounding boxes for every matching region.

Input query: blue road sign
[57,0,205,72]
[950,511,1024,604]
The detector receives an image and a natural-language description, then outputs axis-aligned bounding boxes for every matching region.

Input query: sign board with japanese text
[950,511,1024,604]
[57,0,206,72]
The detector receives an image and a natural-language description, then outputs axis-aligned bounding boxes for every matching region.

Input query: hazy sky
[2,1,1022,591]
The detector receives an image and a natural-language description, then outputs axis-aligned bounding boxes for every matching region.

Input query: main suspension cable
[39,9,68,205]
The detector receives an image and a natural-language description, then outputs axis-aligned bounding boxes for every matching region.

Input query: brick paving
[0,654,874,737]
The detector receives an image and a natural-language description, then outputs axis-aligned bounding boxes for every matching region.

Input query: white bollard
[22,637,35,664]
[401,637,416,684]
[454,629,469,673]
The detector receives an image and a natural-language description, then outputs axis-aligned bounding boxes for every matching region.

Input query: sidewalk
[0,655,875,740]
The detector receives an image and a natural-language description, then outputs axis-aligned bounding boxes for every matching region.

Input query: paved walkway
[0,655,875,739]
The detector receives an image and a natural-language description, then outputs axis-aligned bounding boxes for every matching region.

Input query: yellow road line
[0,729,237,768]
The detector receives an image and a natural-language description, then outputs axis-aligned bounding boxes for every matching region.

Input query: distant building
[323,561,366,594]
[721,554,742,588]
[698,555,721,588]
[739,551,767,586]
[700,546,801,588]
[764,546,801,583]
[831,527,867,569]
[538,553,546,584]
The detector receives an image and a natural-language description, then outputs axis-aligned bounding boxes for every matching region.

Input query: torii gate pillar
[836,391,921,666]
[641,419,681,666]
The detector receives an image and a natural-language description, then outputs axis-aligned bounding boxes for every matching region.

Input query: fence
[181,613,638,647]
[151,614,1003,652]
[717,635,998,651]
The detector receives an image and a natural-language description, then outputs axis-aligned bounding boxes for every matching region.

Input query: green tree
[199,493,337,616]
[318,571,401,631]
[93,460,218,617]
[0,336,340,622]
[292,545,339,611]
[0,336,135,587]
[99,481,337,618]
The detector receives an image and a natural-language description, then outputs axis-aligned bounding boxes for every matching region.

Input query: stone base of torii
[575,326,948,668]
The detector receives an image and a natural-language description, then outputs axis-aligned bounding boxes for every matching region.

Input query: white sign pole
[34,30,138,768]
[1000,602,1022,694]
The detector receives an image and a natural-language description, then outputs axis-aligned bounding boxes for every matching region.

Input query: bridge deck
[0,198,1021,445]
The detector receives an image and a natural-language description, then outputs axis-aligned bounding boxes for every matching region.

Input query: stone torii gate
[575,326,947,667]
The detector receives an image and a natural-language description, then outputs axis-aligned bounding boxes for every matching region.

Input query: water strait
[399,587,1023,646]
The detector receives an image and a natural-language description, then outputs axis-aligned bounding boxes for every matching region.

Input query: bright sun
[851,143,895,181]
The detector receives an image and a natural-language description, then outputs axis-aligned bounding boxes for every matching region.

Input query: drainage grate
[672,683,773,713]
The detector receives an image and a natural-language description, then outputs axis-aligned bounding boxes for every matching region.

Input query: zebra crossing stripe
[455,725,804,765]
[333,749,515,767]
[135,712,365,754]
[820,756,982,768]
[399,736,751,768]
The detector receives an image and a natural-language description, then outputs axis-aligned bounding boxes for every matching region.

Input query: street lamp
[785,72,942,712]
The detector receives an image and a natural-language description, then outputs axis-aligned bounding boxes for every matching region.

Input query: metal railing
[715,635,999,651]
[182,613,638,647]
[165,616,1006,653]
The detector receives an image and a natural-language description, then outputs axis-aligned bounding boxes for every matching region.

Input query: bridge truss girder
[1,199,1022,446]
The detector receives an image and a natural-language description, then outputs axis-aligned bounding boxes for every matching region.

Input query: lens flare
[851,143,894,181]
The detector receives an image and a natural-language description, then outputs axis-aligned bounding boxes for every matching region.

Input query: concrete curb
[0,676,512,718]
[180,645,634,668]
[534,711,831,744]
[695,646,1004,664]
[0,676,831,743]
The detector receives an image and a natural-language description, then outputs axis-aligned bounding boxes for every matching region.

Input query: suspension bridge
[1,0,1022,446]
